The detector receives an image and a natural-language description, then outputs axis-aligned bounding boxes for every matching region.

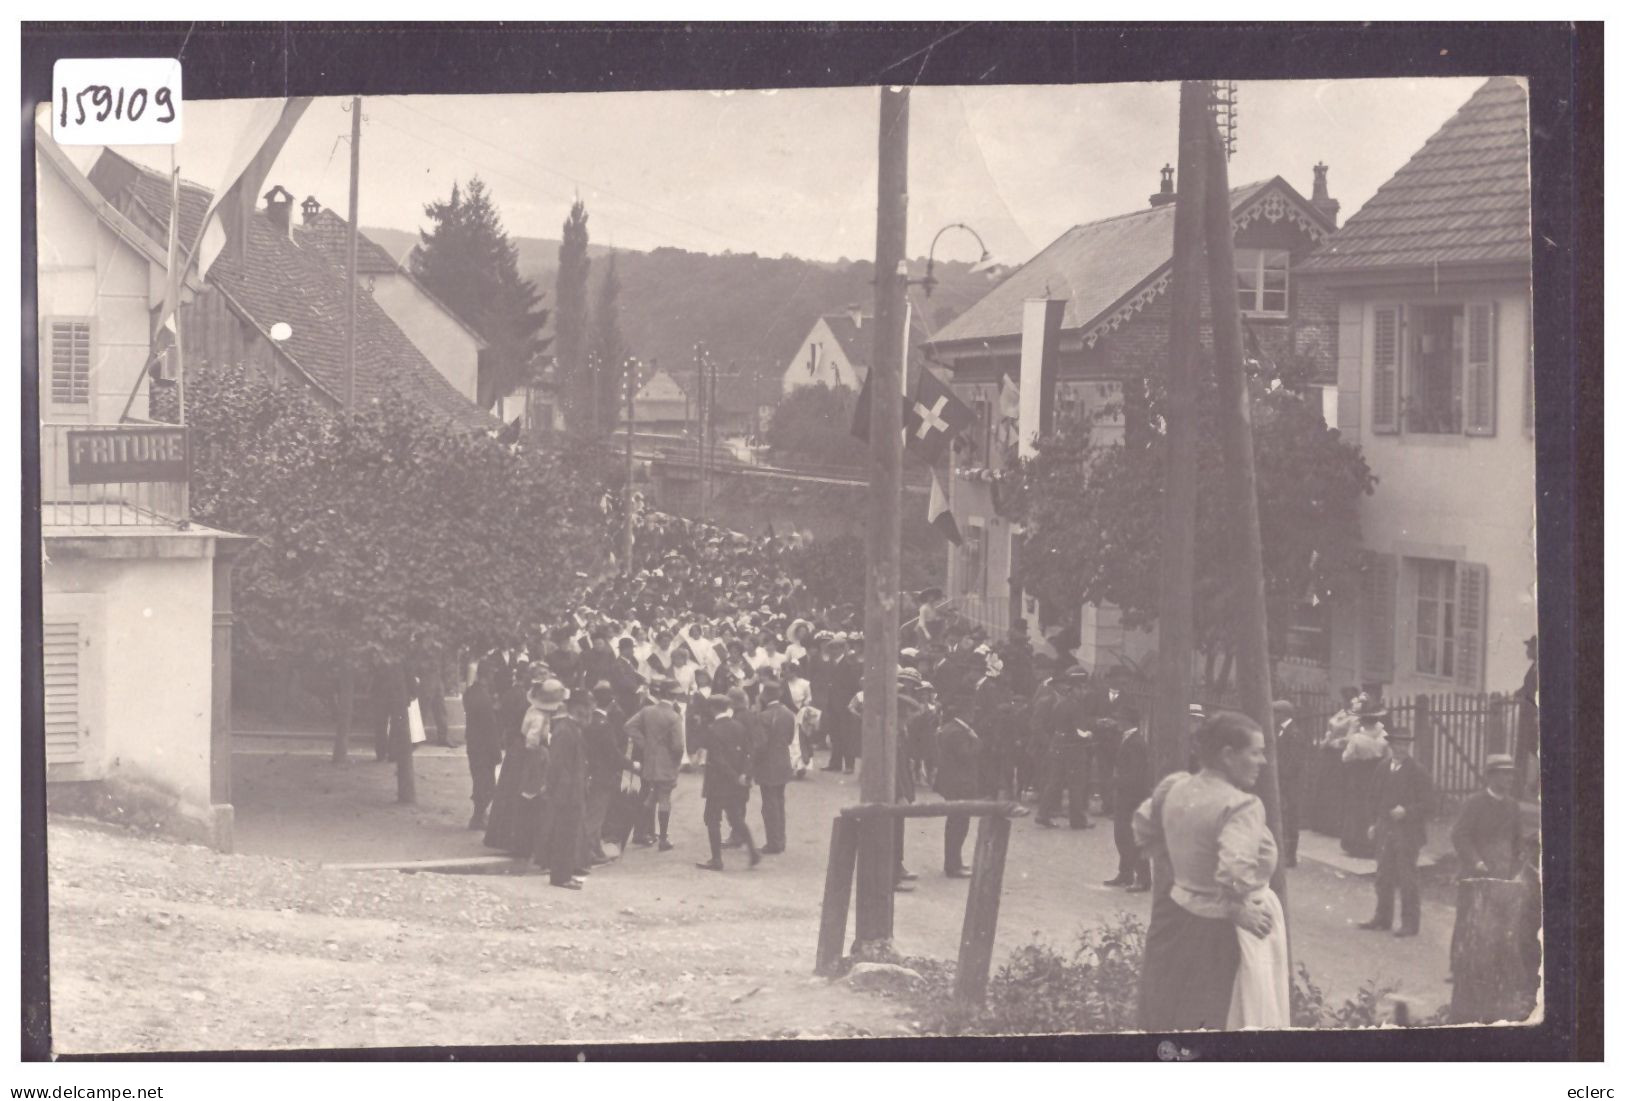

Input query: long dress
[1134,769,1288,1032]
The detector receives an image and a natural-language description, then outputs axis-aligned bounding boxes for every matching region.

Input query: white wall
[36,161,155,425]
[369,273,482,404]
[1340,280,1536,697]
[782,318,865,395]
[44,546,217,817]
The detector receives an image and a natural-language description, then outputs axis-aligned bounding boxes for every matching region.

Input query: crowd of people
[392,507,1536,1029]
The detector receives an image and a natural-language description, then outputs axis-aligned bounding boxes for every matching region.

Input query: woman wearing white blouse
[1134,711,1290,1030]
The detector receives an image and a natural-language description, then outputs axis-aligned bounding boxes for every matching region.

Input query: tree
[187,361,615,790]
[592,250,626,431]
[555,199,594,432]
[1013,355,1375,688]
[764,383,859,466]
[409,178,551,412]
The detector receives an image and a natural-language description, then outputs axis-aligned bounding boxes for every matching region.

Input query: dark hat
[1524,634,1539,647]
[1386,726,1415,742]
[1061,665,1091,683]
[1272,698,1295,715]
[1358,698,1390,719]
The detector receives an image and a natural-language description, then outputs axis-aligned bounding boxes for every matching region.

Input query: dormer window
[1235,247,1289,317]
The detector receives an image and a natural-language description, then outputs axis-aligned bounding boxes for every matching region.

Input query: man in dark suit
[580,682,625,865]
[1083,668,1133,816]
[538,691,589,890]
[1358,727,1435,936]
[934,702,983,878]
[462,665,501,830]
[753,680,797,854]
[696,694,761,871]
[823,637,861,773]
[1104,713,1151,890]
[1037,669,1094,829]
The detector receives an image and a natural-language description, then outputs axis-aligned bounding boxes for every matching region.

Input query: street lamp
[914,222,998,297]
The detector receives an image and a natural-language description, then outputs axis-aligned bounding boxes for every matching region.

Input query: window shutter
[49,320,92,406]
[1454,562,1489,691]
[1359,551,1398,684]
[1463,301,1498,436]
[43,617,88,765]
[1370,307,1401,435]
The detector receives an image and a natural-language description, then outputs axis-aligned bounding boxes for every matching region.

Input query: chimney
[1311,162,1341,228]
[264,185,295,237]
[1149,163,1176,207]
[300,195,321,227]
[846,303,863,329]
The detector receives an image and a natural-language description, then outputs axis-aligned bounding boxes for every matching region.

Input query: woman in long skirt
[1134,711,1289,1031]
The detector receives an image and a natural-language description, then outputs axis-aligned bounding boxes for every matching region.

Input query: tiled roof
[92,148,214,253]
[207,211,497,431]
[88,155,493,431]
[296,207,405,275]
[1299,77,1530,272]
[822,313,873,368]
[929,180,1278,346]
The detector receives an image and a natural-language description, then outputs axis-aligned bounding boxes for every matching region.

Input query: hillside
[364,226,1000,383]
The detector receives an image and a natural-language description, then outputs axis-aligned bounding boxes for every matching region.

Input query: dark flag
[849,369,907,443]
[904,368,978,465]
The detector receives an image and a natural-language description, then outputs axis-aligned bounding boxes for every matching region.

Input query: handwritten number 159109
[60,85,177,127]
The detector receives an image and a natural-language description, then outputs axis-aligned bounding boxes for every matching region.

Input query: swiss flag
[904,369,977,464]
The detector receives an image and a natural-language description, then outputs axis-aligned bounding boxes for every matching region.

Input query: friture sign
[66,427,190,485]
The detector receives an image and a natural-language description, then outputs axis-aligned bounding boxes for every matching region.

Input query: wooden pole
[1199,91,1287,903]
[954,814,1013,1004]
[1149,82,1209,783]
[815,816,862,975]
[853,85,909,954]
[624,358,636,574]
[344,96,361,413]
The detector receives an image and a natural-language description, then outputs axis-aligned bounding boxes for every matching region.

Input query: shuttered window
[1359,551,1398,684]
[1454,561,1489,691]
[1463,301,1498,436]
[48,319,92,406]
[1370,306,1401,434]
[43,618,87,765]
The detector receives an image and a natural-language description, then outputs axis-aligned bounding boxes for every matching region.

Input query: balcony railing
[40,422,190,528]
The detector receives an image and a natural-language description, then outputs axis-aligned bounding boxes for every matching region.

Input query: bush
[890,914,1407,1036]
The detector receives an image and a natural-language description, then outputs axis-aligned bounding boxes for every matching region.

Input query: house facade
[781,307,870,395]
[1299,77,1534,701]
[36,126,242,849]
[925,169,1340,672]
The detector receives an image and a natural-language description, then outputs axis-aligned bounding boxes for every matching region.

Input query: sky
[58,77,1493,269]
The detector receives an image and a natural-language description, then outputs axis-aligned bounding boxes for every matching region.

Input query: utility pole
[1199,86,1287,902]
[696,342,708,523]
[344,95,361,413]
[624,357,637,575]
[334,95,363,767]
[1149,81,1209,783]
[853,84,909,955]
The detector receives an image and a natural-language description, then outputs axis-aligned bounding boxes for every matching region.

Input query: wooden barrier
[815,816,862,976]
[816,800,1023,1003]
[954,814,1014,1004]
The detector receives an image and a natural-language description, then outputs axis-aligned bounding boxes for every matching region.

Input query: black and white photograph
[20,22,1595,1067]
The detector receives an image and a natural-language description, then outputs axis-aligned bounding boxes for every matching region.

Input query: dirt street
[46,747,1459,1053]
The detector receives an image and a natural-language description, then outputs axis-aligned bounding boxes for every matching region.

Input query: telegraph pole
[344,96,361,413]
[624,357,637,575]
[333,95,363,767]
[1149,82,1209,783]
[1199,87,1287,902]
[853,85,909,954]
